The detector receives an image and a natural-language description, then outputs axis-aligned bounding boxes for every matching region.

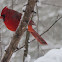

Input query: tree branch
[31,16,62,42]
[36,3,40,57]
[41,2,62,8]
[1,0,37,62]
[23,31,30,62]
[15,16,62,52]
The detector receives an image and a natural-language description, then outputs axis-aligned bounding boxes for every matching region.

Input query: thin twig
[0,28,2,60]
[36,3,40,57]
[40,16,62,36]
[12,0,13,9]
[15,45,25,52]
[31,16,62,41]
[41,2,62,8]
[15,16,62,52]
[23,31,30,62]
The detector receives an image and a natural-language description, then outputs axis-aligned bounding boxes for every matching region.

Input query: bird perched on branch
[0,6,47,45]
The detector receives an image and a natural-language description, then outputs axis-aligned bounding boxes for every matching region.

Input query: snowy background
[34,48,62,62]
[0,0,62,62]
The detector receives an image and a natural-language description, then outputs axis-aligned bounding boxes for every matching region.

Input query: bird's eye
[1,14,5,18]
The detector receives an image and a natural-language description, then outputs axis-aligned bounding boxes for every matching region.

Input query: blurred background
[0,0,62,62]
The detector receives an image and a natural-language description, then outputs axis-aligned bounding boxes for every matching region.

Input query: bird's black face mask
[1,14,5,21]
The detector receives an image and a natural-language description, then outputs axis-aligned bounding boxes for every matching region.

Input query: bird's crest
[4,6,8,9]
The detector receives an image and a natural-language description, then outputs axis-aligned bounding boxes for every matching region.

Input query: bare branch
[23,31,30,62]
[41,2,62,8]
[31,16,62,42]
[36,3,40,57]
[1,0,37,62]
[15,16,62,52]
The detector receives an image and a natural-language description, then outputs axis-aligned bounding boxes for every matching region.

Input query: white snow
[22,6,26,11]
[25,54,31,62]
[37,2,41,7]
[4,44,9,51]
[12,53,16,58]
[34,48,62,62]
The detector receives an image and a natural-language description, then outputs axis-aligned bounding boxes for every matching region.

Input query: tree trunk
[1,0,37,62]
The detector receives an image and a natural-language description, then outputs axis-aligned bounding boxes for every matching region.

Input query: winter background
[0,0,62,62]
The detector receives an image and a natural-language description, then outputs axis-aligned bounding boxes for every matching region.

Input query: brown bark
[1,0,37,62]
[23,31,30,62]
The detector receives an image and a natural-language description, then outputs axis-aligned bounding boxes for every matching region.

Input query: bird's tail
[28,20,47,45]
[30,29,47,45]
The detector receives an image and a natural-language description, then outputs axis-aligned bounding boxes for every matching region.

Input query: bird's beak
[0,16,3,19]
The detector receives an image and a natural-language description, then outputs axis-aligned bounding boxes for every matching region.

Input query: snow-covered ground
[34,48,62,62]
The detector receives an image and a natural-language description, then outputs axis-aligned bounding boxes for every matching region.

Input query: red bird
[0,6,22,31]
[0,6,47,45]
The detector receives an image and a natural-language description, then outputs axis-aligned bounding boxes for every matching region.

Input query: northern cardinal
[0,6,22,31]
[0,6,47,45]
[28,21,47,44]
